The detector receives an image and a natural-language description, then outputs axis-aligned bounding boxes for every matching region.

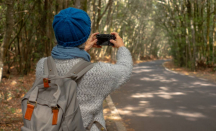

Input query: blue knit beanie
[53,7,91,47]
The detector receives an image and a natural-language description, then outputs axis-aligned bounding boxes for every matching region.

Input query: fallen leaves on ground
[164,61,216,83]
[0,71,35,131]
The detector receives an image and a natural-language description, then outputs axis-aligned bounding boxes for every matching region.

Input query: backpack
[21,56,96,131]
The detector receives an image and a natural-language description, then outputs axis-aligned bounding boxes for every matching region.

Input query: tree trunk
[56,0,63,13]
[111,48,116,63]
[42,0,49,57]
[91,0,97,33]
[191,1,196,71]
[186,0,195,70]
[0,0,14,82]
[95,0,112,32]
[103,0,113,33]
[213,0,216,63]
[75,0,81,9]
[96,0,101,32]
[190,18,196,71]
[81,0,87,11]
[47,0,53,55]
[64,0,68,8]
[206,0,211,64]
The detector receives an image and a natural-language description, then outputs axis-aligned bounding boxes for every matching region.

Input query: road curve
[110,60,216,131]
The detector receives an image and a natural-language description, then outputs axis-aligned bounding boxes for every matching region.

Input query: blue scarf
[51,45,91,62]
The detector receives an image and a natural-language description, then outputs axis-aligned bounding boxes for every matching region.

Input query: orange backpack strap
[52,107,59,125]
[24,101,37,120]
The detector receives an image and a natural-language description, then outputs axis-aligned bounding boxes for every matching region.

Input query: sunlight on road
[191,82,215,86]
[131,90,186,99]
[133,66,153,73]
[117,106,207,121]
[175,111,206,118]
[159,87,169,90]
[133,69,153,73]
[133,66,152,69]
[140,77,178,83]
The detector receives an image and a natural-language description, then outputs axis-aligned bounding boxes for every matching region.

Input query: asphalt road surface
[110,60,216,131]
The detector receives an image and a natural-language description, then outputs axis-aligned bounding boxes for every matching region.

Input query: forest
[0,0,216,130]
[0,0,215,80]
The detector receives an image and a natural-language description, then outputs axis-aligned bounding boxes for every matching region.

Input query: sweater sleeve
[96,46,133,91]
[114,46,133,87]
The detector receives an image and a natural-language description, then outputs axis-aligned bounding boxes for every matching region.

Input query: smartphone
[96,34,116,46]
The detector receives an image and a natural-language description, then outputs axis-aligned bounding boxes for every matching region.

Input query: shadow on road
[111,60,216,131]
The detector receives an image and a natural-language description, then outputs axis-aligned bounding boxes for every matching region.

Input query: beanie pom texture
[53,7,91,47]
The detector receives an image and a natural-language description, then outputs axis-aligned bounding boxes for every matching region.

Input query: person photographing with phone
[84,32,125,51]
[35,7,133,131]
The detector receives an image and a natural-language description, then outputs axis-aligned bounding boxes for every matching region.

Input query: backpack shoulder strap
[86,121,106,131]
[43,56,59,77]
[47,56,58,76]
[65,59,94,81]
[43,58,49,76]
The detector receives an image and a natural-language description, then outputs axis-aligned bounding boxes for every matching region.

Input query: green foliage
[10,108,16,114]
[6,0,215,74]
[213,67,216,72]
[0,5,6,40]
[154,0,216,70]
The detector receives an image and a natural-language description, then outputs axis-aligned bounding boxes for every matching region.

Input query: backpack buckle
[51,106,59,110]
[43,78,50,88]
[27,100,37,107]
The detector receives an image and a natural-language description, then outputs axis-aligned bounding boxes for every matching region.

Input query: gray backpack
[21,56,97,131]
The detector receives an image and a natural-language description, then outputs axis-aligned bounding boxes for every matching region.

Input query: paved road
[110,60,216,131]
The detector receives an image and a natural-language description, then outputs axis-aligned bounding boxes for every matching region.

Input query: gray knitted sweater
[35,46,133,131]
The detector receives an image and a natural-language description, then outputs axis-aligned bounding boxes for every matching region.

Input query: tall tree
[0,0,14,81]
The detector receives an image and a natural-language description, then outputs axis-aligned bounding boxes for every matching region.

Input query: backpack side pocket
[62,106,85,131]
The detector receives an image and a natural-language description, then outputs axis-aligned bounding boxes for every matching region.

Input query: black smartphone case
[96,34,116,46]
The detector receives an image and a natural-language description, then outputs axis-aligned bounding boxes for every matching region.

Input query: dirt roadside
[164,61,216,83]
